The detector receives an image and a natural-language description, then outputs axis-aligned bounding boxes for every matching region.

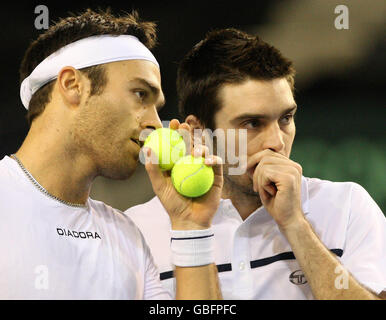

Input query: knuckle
[293,162,302,174]
[259,157,268,165]
[289,173,298,185]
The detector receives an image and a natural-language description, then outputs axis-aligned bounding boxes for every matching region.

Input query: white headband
[20,34,159,109]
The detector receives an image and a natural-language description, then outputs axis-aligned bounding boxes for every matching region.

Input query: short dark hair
[176,28,296,130]
[20,8,157,125]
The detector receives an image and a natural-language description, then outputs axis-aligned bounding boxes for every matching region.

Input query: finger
[256,168,278,197]
[177,123,193,154]
[253,163,289,186]
[248,151,301,178]
[256,162,302,186]
[258,156,302,175]
[192,144,211,158]
[205,155,223,190]
[178,122,191,132]
[169,119,180,130]
[247,149,288,170]
[259,187,271,203]
[246,149,274,178]
[204,154,223,167]
[264,183,277,197]
[256,171,271,203]
[143,147,165,194]
[253,164,280,193]
[246,149,272,170]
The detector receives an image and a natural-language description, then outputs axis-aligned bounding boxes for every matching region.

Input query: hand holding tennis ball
[143,127,215,198]
[144,128,186,171]
[172,155,214,198]
[143,119,223,230]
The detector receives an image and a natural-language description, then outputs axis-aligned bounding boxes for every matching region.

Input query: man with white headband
[0,9,223,299]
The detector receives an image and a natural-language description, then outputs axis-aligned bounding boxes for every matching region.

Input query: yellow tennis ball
[144,128,186,171]
[171,155,214,198]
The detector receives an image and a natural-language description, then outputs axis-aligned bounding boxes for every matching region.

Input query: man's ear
[185,114,209,148]
[185,115,205,130]
[56,66,85,106]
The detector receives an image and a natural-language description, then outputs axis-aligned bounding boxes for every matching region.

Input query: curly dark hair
[176,28,296,130]
[20,8,157,125]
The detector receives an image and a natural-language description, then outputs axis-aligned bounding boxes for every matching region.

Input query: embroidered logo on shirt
[56,228,101,240]
[289,270,307,285]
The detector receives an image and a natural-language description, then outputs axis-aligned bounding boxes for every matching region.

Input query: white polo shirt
[126,176,386,299]
[0,156,170,300]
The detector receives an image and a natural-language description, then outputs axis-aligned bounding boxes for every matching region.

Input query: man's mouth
[131,138,143,148]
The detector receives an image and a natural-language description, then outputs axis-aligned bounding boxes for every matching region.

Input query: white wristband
[170,228,215,267]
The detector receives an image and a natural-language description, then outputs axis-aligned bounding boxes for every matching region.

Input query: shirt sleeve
[142,234,172,300]
[340,182,386,295]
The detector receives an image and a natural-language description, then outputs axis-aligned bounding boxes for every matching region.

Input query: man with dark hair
[0,9,224,299]
[126,28,386,299]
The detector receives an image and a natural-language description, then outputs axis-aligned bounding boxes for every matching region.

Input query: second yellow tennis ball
[171,155,214,198]
[144,128,186,171]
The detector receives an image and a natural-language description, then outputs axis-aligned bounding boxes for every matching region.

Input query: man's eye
[243,120,260,129]
[281,114,294,124]
[134,90,147,100]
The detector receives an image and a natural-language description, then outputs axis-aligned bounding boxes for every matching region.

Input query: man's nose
[140,106,163,131]
[261,122,285,152]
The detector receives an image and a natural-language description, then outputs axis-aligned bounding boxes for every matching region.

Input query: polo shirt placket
[224,202,254,298]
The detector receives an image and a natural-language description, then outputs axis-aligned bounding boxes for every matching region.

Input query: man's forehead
[218,78,295,115]
[107,59,161,84]
[220,78,292,99]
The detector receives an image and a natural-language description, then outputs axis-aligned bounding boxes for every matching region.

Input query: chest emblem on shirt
[56,228,101,240]
[289,270,307,285]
